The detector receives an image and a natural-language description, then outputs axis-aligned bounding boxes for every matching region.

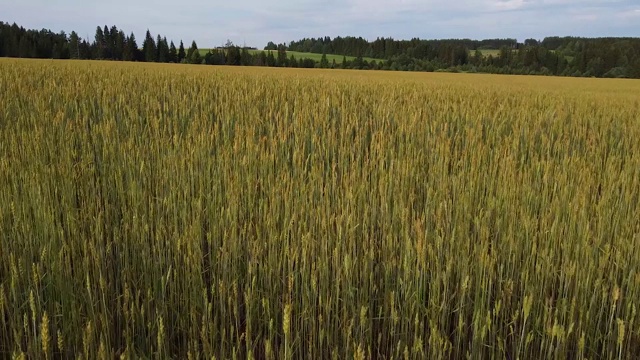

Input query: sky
[2,0,639,48]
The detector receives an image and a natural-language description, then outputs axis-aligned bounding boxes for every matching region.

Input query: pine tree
[473,49,483,66]
[266,51,276,67]
[240,48,252,66]
[52,43,61,59]
[161,37,170,62]
[178,40,186,63]
[157,35,168,62]
[277,44,287,67]
[187,40,201,64]
[256,51,267,66]
[18,36,32,58]
[124,32,139,61]
[94,26,104,59]
[226,46,240,65]
[169,41,178,63]
[115,30,125,60]
[69,31,80,59]
[103,25,111,59]
[109,25,119,59]
[143,30,157,62]
[320,53,329,68]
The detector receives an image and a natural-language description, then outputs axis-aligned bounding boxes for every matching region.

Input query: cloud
[573,14,598,21]
[491,0,530,11]
[1,0,638,48]
[618,8,640,18]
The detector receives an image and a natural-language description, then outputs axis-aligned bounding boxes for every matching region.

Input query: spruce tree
[103,25,111,59]
[156,34,168,62]
[143,30,157,62]
[320,53,329,68]
[109,25,119,59]
[115,30,125,60]
[124,32,139,61]
[169,41,178,63]
[69,31,80,59]
[178,40,186,63]
[188,41,201,64]
[289,54,297,68]
[94,26,104,59]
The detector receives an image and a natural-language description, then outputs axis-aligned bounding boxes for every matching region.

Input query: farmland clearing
[199,48,384,64]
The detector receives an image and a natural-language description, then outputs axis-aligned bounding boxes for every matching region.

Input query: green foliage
[156,35,169,63]
[2,21,640,78]
[94,26,104,59]
[319,53,329,68]
[187,41,201,64]
[178,40,186,63]
[225,46,241,65]
[123,32,139,61]
[277,44,288,67]
[169,41,177,63]
[69,31,80,59]
[143,29,157,62]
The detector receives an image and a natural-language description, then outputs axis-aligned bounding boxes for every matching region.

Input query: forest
[2,21,639,78]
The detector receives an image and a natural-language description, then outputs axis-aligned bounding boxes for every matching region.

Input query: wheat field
[1,58,640,359]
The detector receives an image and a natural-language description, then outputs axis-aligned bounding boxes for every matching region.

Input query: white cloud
[574,14,598,21]
[491,0,530,11]
[618,8,640,18]
[2,0,638,47]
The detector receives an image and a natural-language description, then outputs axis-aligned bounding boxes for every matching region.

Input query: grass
[199,48,384,63]
[475,49,575,63]
[199,47,564,64]
[474,49,502,57]
[1,58,640,359]
[269,50,383,63]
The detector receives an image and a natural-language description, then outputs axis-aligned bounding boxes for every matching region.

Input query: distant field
[475,49,573,62]
[200,48,569,63]
[475,49,501,57]
[200,48,383,63]
[271,50,383,64]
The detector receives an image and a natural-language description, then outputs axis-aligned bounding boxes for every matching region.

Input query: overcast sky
[2,0,639,48]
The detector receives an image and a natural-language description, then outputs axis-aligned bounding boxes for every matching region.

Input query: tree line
[2,21,640,78]
[0,21,338,69]
[273,37,518,59]
[0,22,198,63]
[270,36,640,78]
[0,22,320,67]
